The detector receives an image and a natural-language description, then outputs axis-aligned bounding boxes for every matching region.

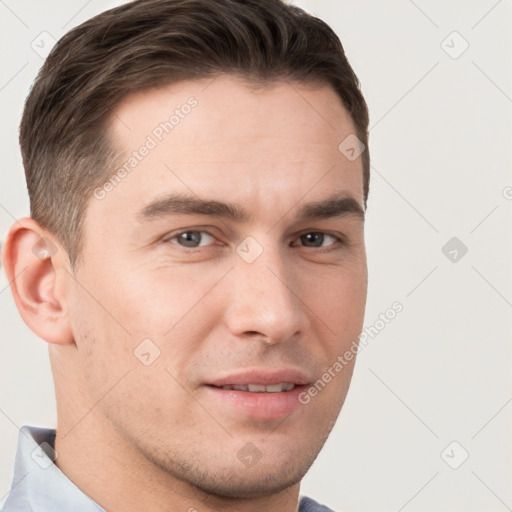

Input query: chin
[186,461,308,500]
[147,440,320,500]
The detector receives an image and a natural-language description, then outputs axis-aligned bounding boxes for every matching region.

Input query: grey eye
[300,232,325,247]
[172,231,215,248]
[298,232,339,248]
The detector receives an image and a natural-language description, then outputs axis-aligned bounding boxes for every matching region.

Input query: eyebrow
[298,194,365,221]
[137,192,365,222]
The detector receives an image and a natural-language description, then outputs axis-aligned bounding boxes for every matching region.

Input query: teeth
[219,383,296,392]
[248,384,266,392]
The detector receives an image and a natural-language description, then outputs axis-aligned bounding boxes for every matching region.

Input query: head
[3,0,370,503]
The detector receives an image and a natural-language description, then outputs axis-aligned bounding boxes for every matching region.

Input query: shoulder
[299,495,338,512]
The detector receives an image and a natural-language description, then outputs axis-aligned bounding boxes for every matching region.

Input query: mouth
[210,382,297,393]
[203,369,312,419]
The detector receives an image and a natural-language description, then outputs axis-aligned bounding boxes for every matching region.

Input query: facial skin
[3,76,367,512]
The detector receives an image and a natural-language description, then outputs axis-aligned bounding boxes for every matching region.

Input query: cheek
[67,284,203,428]
[68,290,129,382]
[72,262,229,385]
[306,264,367,338]
[80,257,223,339]
[334,277,366,331]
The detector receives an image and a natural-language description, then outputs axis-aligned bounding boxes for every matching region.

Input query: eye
[295,232,341,248]
[167,231,216,248]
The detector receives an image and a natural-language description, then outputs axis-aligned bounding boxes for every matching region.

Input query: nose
[224,244,310,344]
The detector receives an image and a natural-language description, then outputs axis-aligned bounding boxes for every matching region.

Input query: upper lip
[206,368,312,387]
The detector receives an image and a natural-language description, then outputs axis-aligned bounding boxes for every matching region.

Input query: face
[64,77,367,498]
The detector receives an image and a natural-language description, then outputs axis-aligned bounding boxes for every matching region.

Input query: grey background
[1,1,511,510]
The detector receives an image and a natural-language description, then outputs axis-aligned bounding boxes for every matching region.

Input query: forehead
[113,75,353,129]
[92,76,363,225]
[110,76,357,159]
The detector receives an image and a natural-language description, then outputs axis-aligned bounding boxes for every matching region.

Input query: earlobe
[1,218,74,345]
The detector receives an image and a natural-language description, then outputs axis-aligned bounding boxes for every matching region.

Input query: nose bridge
[226,241,307,341]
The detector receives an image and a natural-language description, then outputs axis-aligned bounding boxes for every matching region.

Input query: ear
[1,217,74,345]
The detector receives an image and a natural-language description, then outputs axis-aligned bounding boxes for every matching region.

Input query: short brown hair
[20,0,370,269]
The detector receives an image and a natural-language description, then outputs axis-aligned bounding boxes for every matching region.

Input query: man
[1,0,370,510]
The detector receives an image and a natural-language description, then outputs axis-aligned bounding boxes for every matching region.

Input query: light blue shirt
[2,426,335,511]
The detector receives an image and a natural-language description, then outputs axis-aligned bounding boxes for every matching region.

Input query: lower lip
[203,385,308,420]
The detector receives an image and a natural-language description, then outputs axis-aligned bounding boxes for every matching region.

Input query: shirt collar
[2,425,105,511]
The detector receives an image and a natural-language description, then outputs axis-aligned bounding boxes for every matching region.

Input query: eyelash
[163,229,346,252]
